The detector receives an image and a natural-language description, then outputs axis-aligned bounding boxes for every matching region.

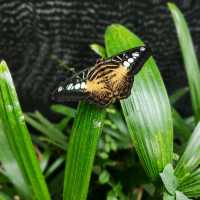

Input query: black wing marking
[108,45,151,74]
[52,66,92,102]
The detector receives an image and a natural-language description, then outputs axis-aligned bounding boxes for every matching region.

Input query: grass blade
[51,104,76,118]
[170,87,189,105]
[25,111,67,150]
[168,3,200,122]
[178,168,200,197]
[63,102,105,200]
[175,122,200,179]
[105,24,173,179]
[0,121,31,198]
[0,61,51,200]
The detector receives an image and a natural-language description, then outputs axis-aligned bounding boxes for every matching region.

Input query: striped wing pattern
[52,46,150,106]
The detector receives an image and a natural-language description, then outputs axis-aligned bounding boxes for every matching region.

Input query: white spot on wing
[123,61,130,68]
[58,86,63,92]
[74,83,80,90]
[67,83,73,90]
[128,58,134,63]
[81,82,86,89]
[132,52,139,57]
[140,47,145,51]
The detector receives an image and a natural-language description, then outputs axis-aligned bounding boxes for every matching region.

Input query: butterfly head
[117,45,151,74]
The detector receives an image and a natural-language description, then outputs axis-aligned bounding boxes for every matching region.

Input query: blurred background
[0,0,199,116]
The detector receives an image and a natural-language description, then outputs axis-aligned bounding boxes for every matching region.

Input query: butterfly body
[52,46,150,106]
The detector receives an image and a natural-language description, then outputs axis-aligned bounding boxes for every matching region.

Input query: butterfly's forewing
[52,67,91,102]
[104,45,150,100]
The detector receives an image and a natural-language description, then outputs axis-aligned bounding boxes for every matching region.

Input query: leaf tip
[0,60,14,88]
[0,60,8,73]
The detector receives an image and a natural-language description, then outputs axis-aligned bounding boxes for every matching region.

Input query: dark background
[0,0,199,115]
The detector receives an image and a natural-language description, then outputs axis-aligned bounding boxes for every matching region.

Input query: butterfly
[52,45,151,107]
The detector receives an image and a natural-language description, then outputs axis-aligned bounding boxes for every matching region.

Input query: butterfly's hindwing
[85,79,113,106]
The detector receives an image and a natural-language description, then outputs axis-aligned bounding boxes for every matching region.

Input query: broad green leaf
[163,192,175,200]
[90,43,106,58]
[160,164,178,195]
[175,122,200,179]
[63,102,105,200]
[175,191,191,200]
[105,24,173,179]
[0,61,51,200]
[168,3,200,122]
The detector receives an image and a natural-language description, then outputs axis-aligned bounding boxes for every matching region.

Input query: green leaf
[0,61,51,200]
[163,192,175,200]
[170,87,189,105]
[0,192,11,200]
[160,164,178,195]
[168,3,200,122]
[107,196,118,200]
[25,111,67,150]
[51,104,76,118]
[90,43,106,58]
[172,108,191,140]
[45,155,65,178]
[40,150,51,172]
[175,122,200,179]
[105,24,173,179]
[178,168,200,198]
[0,121,31,198]
[63,102,105,200]
[99,170,110,184]
[175,191,191,200]
[55,117,71,131]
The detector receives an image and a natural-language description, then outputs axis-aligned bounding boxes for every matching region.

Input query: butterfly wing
[85,79,113,106]
[107,64,134,100]
[84,61,119,106]
[52,45,150,106]
[107,45,150,100]
[52,67,91,102]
